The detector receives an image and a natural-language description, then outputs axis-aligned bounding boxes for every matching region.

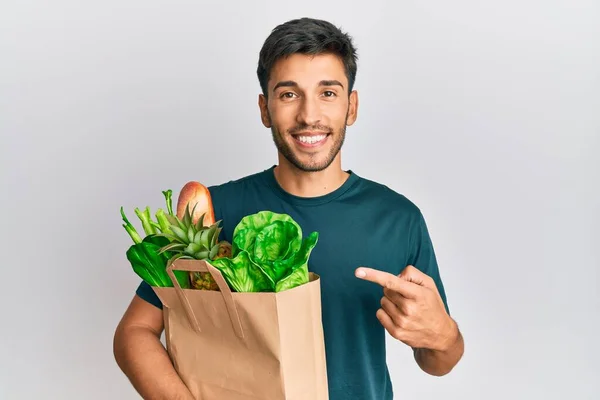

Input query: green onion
[162,189,174,216]
[135,206,157,236]
[120,206,142,244]
[155,208,172,234]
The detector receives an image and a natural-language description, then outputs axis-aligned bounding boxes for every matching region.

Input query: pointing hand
[355,265,455,352]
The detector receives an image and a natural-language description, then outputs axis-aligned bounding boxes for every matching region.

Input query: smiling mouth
[292,133,330,146]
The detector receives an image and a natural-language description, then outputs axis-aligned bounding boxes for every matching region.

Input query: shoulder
[205,169,271,241]
[355,173,423,218]
[207,169,271,218]
[208,169,269,197]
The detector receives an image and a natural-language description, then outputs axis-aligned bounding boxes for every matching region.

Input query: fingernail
[356,269,366,278]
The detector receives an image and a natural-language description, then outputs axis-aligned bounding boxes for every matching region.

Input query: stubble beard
[269,109,348,173]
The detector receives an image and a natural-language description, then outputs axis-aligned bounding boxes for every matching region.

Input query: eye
[322,91,336,98]
[280,92,297,99]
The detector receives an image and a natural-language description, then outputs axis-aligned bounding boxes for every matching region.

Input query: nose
[296,96,322,127]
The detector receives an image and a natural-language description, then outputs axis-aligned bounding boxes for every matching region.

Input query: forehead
[269,53,347,89]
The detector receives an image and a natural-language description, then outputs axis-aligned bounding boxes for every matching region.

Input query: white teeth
[297,135,326,144]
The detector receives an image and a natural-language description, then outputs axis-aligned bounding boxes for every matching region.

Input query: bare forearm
[414,318,464,376]
[114,326,194,400]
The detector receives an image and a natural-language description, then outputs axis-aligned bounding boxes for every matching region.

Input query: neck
[274,156,349,198]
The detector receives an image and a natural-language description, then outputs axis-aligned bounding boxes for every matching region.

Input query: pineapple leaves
[182,202,195,228]
[185,242,202,254]
[194,250,210,259]
[209,243,220,259]
[154,232,180,243]
[195,213,205,230]
[165,214,184,230]
[158,242,186,253]
[193,230,203,244]
[170,226,188,243]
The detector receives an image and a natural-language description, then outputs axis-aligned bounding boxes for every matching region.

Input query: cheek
[275,103,298,118]
[270,100,346,128]
[325,102,348,122]
[270,106,298,131]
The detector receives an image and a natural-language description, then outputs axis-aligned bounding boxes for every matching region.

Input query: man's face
[259,53,358,172]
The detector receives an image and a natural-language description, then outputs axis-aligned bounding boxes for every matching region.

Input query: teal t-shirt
[136,166,449,400]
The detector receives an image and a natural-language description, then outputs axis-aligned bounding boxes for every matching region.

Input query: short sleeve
[407,211,450,315]
[135,280,163,309]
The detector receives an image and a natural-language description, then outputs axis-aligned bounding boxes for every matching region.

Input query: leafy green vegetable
[120,188,192,288]
[155,208,172,234]
[211,250,274,292]
[120,191,318,292]
[211,210,319,292]
[273,230,318,292]
[135,206,157,236]
[162,189,174,216]
[121,206,143,244]
[125,235,190,288]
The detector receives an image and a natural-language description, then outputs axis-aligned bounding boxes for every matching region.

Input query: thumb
[399,266,435,289]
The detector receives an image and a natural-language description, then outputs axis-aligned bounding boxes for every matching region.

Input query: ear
[258,94,271,128]
[346,90,359,126]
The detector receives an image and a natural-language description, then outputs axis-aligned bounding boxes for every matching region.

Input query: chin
[272,128,343,172]
[286,153,338,173]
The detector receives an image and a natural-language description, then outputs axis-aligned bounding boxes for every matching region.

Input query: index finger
[355,267,418,298]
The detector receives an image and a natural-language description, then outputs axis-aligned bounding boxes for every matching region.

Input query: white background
[1,1,599,399]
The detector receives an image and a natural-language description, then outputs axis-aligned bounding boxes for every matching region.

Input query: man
[113,17,464,400]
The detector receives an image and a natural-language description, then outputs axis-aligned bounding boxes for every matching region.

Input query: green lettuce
[211,250,274,292]
[211,211,318,292]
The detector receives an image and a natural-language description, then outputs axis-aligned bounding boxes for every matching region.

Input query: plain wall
[1,1,598,399]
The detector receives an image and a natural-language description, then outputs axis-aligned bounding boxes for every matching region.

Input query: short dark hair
[257,17,358,97]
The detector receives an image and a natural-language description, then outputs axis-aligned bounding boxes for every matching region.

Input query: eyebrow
[272,79,345,92]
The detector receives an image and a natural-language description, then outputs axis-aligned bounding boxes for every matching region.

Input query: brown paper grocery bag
[151,258,329,400]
